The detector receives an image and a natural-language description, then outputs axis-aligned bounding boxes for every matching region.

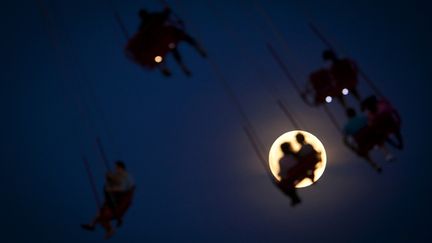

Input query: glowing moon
[269,130,327,188]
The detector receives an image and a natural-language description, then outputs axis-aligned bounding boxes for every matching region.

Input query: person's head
[115,160,126,172]
[296,133,305,144]
[280,142,293,155]
[322,49,337,61]
[346,107,357,118]
[138,9,149,19]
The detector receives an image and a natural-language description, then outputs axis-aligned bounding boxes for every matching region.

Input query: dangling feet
[376,166,383,173]
[161,67,172,77]
[368,159,382,173]
[104,228,116,240]
[81,224,96,232]
[179,63,192,77]
[291,198,302,207]
[196,44,207,58]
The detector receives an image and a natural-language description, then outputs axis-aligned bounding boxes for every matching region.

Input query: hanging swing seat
[305,69,340,105]
[125,26,183,69]
[330,59,358,91]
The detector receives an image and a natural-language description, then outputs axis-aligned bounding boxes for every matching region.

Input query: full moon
[268,130,327,188]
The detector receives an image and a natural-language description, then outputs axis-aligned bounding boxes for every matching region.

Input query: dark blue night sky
[2,0,431,242]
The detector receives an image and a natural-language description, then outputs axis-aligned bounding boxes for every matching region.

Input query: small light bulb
[342,88,349,95]
[154,56,163,63]
[325,96,332,103]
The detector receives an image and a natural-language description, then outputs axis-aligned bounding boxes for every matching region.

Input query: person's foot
[161,68,172,77]
[81,224,95,232]
[104,229,116,240]
[376,167,383,173]
[196,45,207,58]
[182,67,192,77]
[291,198,301,207]
[116,218,123,228]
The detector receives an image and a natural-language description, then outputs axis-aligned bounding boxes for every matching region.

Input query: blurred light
[154,56,163,63]
[168,43,176,49]
[325,96,332,103]
[342,88,349,95]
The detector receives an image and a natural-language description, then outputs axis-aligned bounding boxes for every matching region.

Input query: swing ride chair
[125,21,183,69]
[347,97,402,155]
[123,4,205,76]
[302,68,347,107]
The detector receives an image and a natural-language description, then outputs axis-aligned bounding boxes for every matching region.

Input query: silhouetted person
[361,95,403,150]
[296,133,317,158]
[303,68,339,106]
[138,8,171,32]
[81,161,135,239]
[343,108,383,172]
[295,133,320,181]
[135,8,206,76]
[323,50,361,102]
[277,142,301,206]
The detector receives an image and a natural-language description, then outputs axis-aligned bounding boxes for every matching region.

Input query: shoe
[81,224,95,231]
[376,167,383,173]
[161,68,172,77]
[196,46,207,58]
[291,198,301,207]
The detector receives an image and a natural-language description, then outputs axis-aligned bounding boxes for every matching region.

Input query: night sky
[2,0,431,242]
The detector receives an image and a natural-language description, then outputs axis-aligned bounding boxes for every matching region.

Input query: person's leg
[158,63,172,77]
[363,154,382,173]
[171,48,191,76]
[394,130,404,149]
[351,87,361,101]
[286,187,301,206]
[97,207,116,239]
[378,144,395,161]
[280,179,301,206]
[81,212,101,231]
[386,130,404,150]
[182,33,207,57]
[336,96,348,109]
